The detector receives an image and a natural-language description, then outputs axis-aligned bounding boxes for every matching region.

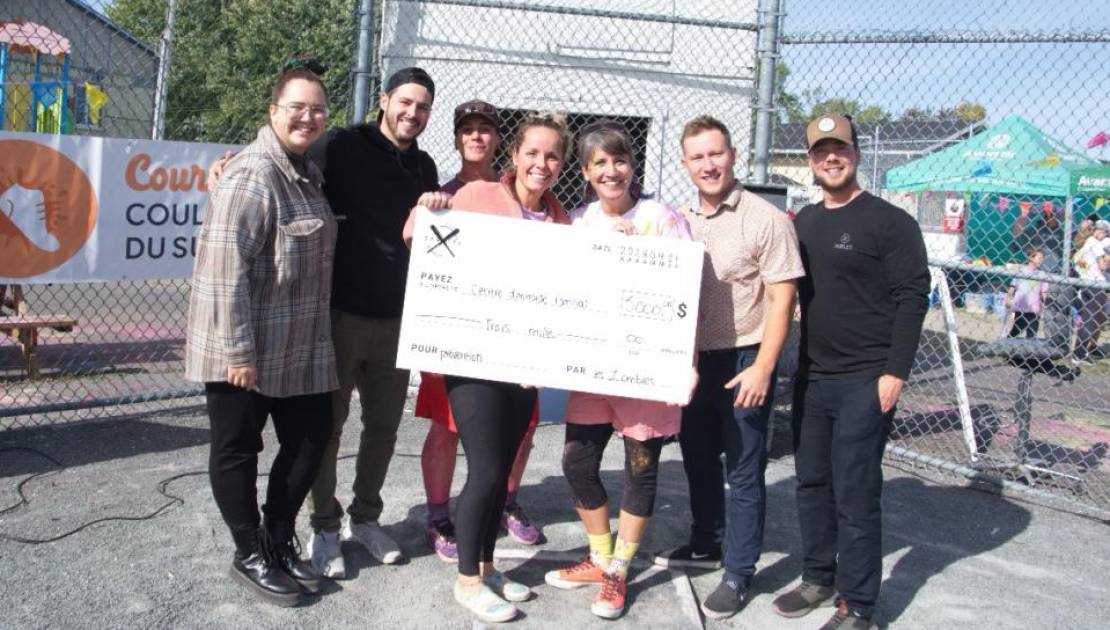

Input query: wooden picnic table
[0,284,77,379]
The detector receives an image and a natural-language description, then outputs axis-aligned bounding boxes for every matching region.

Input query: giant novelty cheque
[397,207,705,403]
[0,131,238,283]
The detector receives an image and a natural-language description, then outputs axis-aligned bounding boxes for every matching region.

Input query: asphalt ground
[1,402,1108,629]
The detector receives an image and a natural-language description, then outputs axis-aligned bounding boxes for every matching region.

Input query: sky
[779,0,1110,154]
[83,0,1109,154]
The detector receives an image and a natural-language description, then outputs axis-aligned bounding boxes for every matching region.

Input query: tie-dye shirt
[1010,264,1049,314]
[565,196,691,440]
[569,197,692,239]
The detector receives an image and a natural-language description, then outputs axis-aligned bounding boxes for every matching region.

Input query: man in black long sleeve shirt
[304,68,447,579]
[771,115,929,630]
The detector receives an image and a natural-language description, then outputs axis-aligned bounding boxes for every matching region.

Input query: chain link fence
[0,0,362,427]
[774,0,1110,515]
[379,0,761,207]
[2,0,1109,516]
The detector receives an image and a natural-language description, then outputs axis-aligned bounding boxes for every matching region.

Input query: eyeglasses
[274,102,328,118]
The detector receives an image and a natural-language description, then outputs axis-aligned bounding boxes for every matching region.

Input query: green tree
[897,102,987,124]
[108,0,357,143]
[955,101,987,123]
[773,62,806,123]
[808,98,892,124]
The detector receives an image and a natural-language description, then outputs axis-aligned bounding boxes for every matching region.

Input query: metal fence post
[352,0,376,124]
[151,0,176,140]
[750,0,782,184]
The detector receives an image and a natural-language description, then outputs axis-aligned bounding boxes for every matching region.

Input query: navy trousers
[678,345,776,583]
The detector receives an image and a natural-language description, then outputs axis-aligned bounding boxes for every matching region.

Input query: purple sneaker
[501,504,540,545]
[426,518,458,563]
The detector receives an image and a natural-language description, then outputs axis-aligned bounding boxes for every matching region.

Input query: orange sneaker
[591,573,627,619]
[544,557,607,590]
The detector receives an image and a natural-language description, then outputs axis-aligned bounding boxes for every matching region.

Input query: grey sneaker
[772,581,836,618]
[651,544,722,569]
[307,530,346,579]
[700,576,748,620]
[343,519,403,564]
[820,600,874,629]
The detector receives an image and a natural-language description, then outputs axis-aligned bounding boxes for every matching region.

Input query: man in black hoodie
[771,114,929,630]
[304,67,446,579]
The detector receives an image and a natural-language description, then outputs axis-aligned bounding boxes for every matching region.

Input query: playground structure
[0,20,75,133]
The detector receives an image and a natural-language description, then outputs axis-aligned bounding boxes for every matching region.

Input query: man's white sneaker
[343,519,404,564]
[307,530,346,579]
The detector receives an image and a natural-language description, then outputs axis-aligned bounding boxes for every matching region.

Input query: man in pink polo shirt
[653,115,804,621]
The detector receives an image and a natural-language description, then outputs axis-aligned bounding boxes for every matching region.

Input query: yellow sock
[608,537,640,579]
[587,532,613,569]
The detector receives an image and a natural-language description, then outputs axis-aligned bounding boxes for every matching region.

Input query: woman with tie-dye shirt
[546,120,694,620]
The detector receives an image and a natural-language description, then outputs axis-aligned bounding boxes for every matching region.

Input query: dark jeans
[1008,312,1040,338]
[792,375,893,619]
[206,382,333,553]
[678,346,775,582]
[446,376,536,577]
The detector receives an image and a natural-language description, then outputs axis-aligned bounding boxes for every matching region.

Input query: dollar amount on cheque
[397,207,705,404]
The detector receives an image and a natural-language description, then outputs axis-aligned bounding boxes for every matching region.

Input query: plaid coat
[185,125,338,397]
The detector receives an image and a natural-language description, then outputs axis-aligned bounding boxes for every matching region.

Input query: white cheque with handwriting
[397,207,704,404]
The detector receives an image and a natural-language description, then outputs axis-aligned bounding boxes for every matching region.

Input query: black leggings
[562,423,665,518]
[205,382,333,553]
[445,376,536,576]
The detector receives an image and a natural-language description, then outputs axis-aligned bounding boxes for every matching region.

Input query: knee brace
[620,436,664,517]
[562,438,608,510]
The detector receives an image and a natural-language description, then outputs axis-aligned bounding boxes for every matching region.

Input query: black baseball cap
[453,100,498,133]
[384,66,435,101]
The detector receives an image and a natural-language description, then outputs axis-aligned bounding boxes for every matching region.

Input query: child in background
[1004,247,1048,338]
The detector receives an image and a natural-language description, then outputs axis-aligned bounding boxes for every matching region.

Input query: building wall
[380,0,759,203]
[2,0,157,139]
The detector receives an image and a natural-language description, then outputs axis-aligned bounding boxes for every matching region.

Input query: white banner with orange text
[0,131,239,283]
[397,207,705,404]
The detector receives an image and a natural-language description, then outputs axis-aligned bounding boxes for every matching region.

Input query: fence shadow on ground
[386,441,1032,626]
[0,409,209,477]
[878,477,1032,624]
[0,338,186,377]
[893,402,1002,451]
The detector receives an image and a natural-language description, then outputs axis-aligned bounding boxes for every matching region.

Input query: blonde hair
[509,111,569,159]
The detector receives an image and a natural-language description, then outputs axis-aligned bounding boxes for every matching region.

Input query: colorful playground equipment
[0,20,73,133]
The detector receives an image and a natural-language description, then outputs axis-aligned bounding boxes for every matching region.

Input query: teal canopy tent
[885,115,1103,266]
[886,115,1097,196]
[1070,164,1110,198]
[1069,164,1110,230]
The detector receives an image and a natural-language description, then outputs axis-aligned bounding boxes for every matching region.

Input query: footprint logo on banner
[0,139,98,277]
[2,184,59,252]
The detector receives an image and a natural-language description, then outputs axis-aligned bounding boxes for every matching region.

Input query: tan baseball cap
[806,114,857,150]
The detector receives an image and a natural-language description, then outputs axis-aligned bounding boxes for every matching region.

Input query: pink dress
[564,198,692,440]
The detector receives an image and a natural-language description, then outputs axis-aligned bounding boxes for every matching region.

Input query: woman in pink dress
[543,120,694,619]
